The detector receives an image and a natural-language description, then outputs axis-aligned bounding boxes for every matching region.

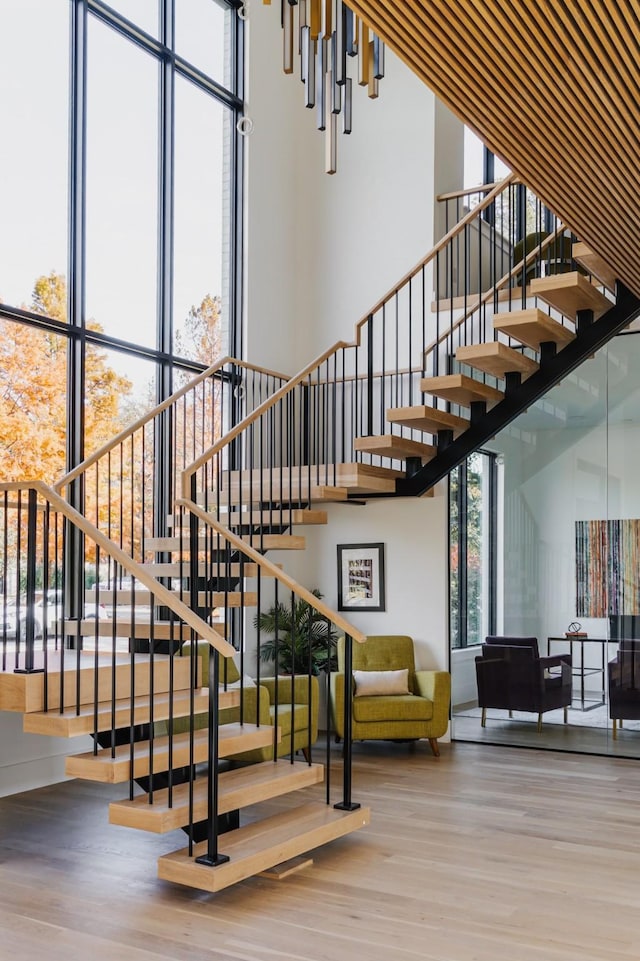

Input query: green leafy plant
[255,589,337,675]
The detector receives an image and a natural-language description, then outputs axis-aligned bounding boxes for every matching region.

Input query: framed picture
[337,542,385,612]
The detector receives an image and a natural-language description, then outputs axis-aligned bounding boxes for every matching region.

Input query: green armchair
[330,635,450,757]
[156,642,319,764]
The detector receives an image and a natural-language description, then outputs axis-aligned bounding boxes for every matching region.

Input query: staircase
[0,358,372,895]
[3,179,640,896]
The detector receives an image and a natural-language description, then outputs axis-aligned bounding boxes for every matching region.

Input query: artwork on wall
[576,519,640,617]
[337,542,385,612]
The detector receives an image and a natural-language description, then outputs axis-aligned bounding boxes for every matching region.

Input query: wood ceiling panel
[347,0,640,295]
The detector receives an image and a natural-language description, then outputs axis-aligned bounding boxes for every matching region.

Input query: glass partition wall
[451,331,640,758]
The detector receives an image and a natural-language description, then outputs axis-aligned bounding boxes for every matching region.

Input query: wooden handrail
[351,172,518,339]
[181,342,350,496]
[436,179,510,203]
[54,356,289,493]
[0,481,235,657]
[423,222,567,356]
[177,498,367,644]
[180,176,520,494]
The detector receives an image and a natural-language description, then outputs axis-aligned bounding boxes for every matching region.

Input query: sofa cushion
[353,668,409,697]
[268,702,310,735]
[352,693,433,723]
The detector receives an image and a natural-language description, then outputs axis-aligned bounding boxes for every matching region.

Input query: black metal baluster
[334,632,359,811]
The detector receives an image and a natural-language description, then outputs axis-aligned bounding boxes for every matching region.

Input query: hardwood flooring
[3,739,640,960]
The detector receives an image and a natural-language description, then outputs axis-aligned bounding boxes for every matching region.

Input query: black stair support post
[395,283,640,498]
[576,307,595,336]
[504,371,522,397]
[437,429,454,452]
[15,489,44,676]
[405,456,422,478]
[539,340,557,365]
[335,633,361,812]
[196,635,230,868]
[470,401,487,426]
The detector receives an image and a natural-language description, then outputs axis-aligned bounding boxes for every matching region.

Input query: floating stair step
[146,535,304,553]
[167,509,328,528]
[493,308,575,351]
[229,508,327,527]
[65,722,279,784]
[62,619,228,645]
[196,486,349,507]
[572,242,616,293]
[419,373,504,408]
[0,652,194,714]
[140,562,271,578]
[530,270,611,321]
[239,534,306,551]
[109,759,324,833]
[88,590,258,608]
[23,687,241,738]
[218,465,403,498]
[354,434,436,463]
[157,801,370,893]
[456,342,539,379]
[386,405,468,436]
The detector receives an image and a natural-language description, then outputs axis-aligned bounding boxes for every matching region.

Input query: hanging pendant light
[263,0,385,174]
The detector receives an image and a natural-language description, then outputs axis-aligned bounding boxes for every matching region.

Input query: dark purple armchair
[608,640,640,739]
[475,635,572,733]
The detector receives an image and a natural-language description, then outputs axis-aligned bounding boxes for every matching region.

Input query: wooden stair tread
[196,486,349,506]
[354,434,436,462]
[240,534,306,551]
[140,562,274,578]
[493,308,575,350]
[88,590,258,607]
[386,405,468,436]
[146,535,304,552]
[530,270,611,321]
[419,373,504,408]
[23,688,241,738]
[65,722,280,783]
[157,801,370,893]
[109,760,324,833]
[456,342,539,379]
[167,509,328,528]
[61,619,228,643]
[0,652,194,714]
[572,242,616,293]
[213,465,403,499]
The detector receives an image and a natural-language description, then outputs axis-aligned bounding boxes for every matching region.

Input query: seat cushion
[268,702,310,735]
[352,693,433,723]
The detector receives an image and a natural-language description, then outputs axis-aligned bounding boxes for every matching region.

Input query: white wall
[245,3,452,371]
[243,8,454,681]
[0,714,80,798]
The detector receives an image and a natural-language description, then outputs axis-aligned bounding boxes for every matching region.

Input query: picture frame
[337,542,385,612]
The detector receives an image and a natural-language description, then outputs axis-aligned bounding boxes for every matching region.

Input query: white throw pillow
[352,668,409,697]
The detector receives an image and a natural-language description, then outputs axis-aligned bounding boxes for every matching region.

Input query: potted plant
[255,589,337,675]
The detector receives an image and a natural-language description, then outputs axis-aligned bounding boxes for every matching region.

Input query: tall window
[0,0,243,483]
[450,450,498,648]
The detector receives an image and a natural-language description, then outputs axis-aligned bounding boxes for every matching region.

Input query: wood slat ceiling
[347,0,640,297]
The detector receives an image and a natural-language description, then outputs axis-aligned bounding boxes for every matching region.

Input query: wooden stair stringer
[157,801,371,893]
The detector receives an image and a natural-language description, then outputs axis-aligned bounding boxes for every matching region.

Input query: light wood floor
[3,739,640,960]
